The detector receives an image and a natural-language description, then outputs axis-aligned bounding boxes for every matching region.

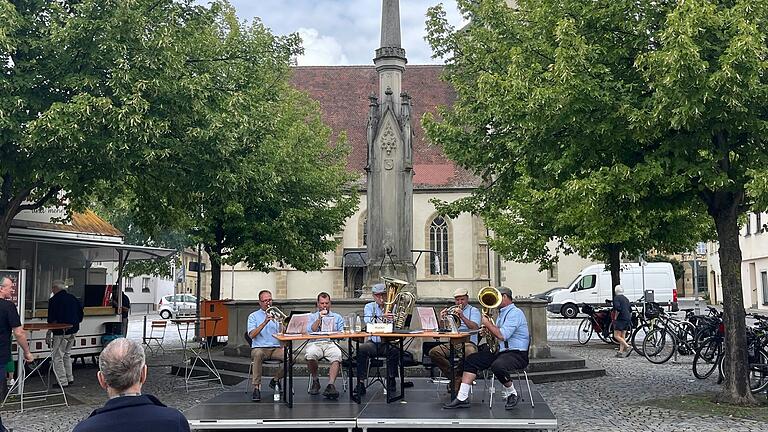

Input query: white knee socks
[502,382,517,397]
[457,382,471,401]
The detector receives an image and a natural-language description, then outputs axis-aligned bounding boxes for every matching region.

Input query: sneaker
[251,388,261,402]
[614,352,624,358]
[309,379,321,395]
[505,393,520,410]
[269,378,279,390]
[323,383,339,399]
[442,397,470,409]
[355,381,367,396]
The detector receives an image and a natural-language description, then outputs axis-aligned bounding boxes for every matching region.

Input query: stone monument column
[366,0,416,291]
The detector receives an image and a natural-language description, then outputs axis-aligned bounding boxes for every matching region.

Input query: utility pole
[195,243,202,340]
[693,249,700,314]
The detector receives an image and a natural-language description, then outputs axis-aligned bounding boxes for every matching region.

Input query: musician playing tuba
[246,290,284,402]
[443,287,530,411]
[428,287,481,394]
[354,283,401,397]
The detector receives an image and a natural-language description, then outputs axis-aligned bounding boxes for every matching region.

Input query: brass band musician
[246,290,284,402]
[443,287,530,410]
[428,287,481,393]
[354,283,400,396]
[305,292,344,399]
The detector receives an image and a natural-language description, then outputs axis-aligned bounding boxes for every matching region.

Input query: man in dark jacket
[72,337,190,432]
[47,280,83,387]
[612,285,633,358]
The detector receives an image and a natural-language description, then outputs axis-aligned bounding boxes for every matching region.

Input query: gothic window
[430,216,449,275]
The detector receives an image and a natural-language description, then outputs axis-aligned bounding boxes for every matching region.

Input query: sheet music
[285,313,310,334]
[321,316,336,332]
[417,307,438,331]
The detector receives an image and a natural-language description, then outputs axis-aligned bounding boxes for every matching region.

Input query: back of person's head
[614,285,624,295]
[98,338,146,392]
[52,279,66,292]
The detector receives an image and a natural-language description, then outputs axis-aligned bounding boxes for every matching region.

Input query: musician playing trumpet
[428,287,481,393]
[443,286,529,411]
[246,290,284,402]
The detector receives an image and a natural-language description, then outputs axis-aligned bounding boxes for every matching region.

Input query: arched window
[430,216,449,275]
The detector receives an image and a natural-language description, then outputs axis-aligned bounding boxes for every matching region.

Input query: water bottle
[274,383,281,402]
[354,313,362,332]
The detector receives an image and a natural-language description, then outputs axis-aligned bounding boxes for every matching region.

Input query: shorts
[305,341,342,363]
[5,360,14,373]
[613,320,631,331]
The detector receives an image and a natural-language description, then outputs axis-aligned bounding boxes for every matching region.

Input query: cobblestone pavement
[2,315,767,431]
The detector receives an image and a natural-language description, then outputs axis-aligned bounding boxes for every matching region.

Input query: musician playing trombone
[246,290,284,402]
[443,287,529,411]
[354,283,401,397]
[428,287,481,393]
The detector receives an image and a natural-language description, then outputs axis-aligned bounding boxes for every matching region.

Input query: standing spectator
[612,285,632,357]
[47,280,84,387]
[112,292,131,337]
[0,276,34,432]
[72,338,190,432]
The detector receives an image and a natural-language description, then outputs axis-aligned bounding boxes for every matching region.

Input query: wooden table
[171,317,223,392]
[2,323,72,412]
[274,331,472,407]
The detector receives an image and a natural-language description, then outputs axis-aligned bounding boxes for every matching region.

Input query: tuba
[478,286,502,353]
[382,276,416,329]
[266,306,289,327]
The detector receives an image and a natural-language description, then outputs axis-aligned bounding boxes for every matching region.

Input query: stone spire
[366,0,415,291]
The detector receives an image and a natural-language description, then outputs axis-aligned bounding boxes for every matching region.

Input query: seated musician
[305,292,344,400]
[428,287,481,393]
[246,290,284,402]
[443,287,529,410]
[354,283,400,396]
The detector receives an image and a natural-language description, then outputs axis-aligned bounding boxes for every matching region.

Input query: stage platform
[184,377,557,432]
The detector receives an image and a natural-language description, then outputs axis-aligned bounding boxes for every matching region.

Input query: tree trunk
[606,243,621,302]
[209,255,221,300]
[710,197,755,405]
[0,225,8,269]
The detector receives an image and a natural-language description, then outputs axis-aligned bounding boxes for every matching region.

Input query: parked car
[530,287,566,302]
[158,294,198,319]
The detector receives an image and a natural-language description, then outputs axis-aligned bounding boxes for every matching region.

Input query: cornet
[266,306,289,326]
[442,305,462,331]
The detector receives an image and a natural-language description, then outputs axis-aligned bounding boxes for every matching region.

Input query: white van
[546,263,677,318]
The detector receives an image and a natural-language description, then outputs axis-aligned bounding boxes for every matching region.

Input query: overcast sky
[222,0,465,65]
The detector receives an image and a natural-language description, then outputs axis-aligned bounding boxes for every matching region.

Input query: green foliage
[424,0,711,273]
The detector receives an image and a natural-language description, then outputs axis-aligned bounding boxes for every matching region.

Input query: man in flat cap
[428,287,481,393]
[443,286,529,411]
[354,283,400,396]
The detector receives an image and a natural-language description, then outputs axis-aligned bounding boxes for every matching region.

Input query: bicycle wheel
[677,321,697,356]
[749,349,768,393]
[692,336,722,379]
[577,318,593,344]
[643,328,675,364]
[631,323,652,356]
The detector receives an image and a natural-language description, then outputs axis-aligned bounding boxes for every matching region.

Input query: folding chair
[243,331,283,394]
[144,320,167,355]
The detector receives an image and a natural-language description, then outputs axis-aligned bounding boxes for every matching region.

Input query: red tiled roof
[290,65,480,189]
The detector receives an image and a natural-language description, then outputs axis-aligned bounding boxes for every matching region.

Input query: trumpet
[477,286,502,353]
[266,306,289,326]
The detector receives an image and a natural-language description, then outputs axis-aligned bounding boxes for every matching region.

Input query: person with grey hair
[612,284,632,357]
[72,338,189,432]
[443,286,530,411]
[0,275,34,432]
[47,279,83,388]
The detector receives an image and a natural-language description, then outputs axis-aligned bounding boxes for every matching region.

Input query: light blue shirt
[306,310,344,335]
[364,301,385,343]
[496,303,529,352]
[457,304,482,344]
[247,309,281,348]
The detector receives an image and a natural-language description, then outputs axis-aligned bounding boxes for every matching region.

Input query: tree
[425,0,759,404]
[0,0,212,267]
[122,4,358,300]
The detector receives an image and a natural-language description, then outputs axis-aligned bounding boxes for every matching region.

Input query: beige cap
[453,287,469,297]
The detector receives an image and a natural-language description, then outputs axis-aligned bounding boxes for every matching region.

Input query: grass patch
[641,392,768,421]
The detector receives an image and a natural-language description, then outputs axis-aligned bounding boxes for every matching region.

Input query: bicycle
[642,310,698,364]
[577,304,613,345]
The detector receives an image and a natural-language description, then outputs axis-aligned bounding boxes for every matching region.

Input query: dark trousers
[0,371,7,432]
[463,349,529,385]
[356,341,399,379]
